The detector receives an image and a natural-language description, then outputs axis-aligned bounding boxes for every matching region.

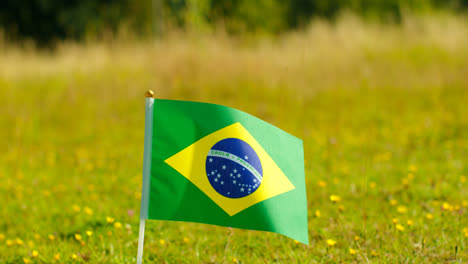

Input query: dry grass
[1,13,467,93]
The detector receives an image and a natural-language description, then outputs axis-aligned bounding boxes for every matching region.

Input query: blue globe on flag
[206,138,263,198]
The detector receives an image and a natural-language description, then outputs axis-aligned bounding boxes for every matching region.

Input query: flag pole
[137,90,155,264]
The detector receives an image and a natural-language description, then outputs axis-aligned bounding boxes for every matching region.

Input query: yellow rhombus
[165,122,295,216]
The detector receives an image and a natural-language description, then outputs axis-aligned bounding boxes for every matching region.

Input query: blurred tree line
[0,0,467,45]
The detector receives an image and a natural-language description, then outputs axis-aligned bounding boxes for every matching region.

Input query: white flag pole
[136,218,146,264]
[137,90,155,264]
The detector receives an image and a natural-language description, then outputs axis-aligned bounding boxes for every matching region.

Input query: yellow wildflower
[6,239,13,246]
[318,180,327,187]
[397,206,408,214]
[408,164,417,172]
[159,239,166,245]
[326,239,336,246]
[371,250,379,256]
[106,217,115,224]
[71,253,78,260]
[183,237,189,243]
[396,224,405,231]
[135,191,142,199]
[32,250,39,258]
[86,230,93,237]
[54,253,60,261]
[0,233,4,241]
[72,204,81,213]
[463,200,468,208]
[349,248,357,255]
[23,257,31,264]
[330,195,341,203]
[369,182,376,189]
[338,205,345,212]
[407,220,414,226]
[232,257,238,263]
[314,210,321,218]
[48,234,56,241]
[15,238,24,245]
[354,236,360,241]
[114,222,122,229]
[442,202,453,211]
[460,175,466,183]
[84,207,93,216]
[402,178,409,186]
[426,213,434,220]
[74,234,82,241]
[392,218,399,224]
[390,199,398,206]
[294,240,300,244]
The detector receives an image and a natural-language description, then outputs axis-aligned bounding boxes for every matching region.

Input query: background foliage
[1,0,468,44]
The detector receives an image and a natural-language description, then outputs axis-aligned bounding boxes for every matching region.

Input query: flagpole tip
[145,90,154,98]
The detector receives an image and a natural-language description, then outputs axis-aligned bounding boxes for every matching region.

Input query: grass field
[1,14,468,263]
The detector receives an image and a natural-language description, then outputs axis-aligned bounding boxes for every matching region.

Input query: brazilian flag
[142,99,308,244]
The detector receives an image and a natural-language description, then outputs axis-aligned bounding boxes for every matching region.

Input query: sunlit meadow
[1,14,468,263]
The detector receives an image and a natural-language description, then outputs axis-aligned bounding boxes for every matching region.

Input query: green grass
[1,14,468,263]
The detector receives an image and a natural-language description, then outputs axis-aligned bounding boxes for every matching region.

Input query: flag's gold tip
[145,90,154,98]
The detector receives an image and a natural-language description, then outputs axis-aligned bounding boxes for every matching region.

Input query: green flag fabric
[144,99,308,244]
